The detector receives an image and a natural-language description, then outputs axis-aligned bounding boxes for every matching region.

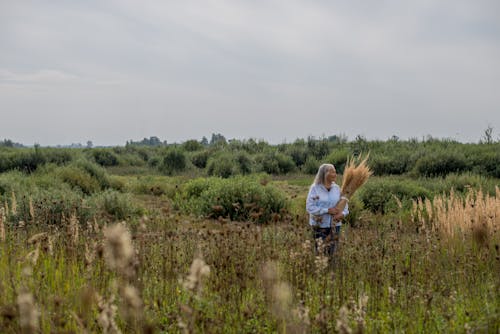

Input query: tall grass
[1,184,499,333]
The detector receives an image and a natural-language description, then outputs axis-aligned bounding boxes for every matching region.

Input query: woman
[306,163,349,255]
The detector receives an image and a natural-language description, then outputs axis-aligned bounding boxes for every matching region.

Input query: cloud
[0,0,499,145]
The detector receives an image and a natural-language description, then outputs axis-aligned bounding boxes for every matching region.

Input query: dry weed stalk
[335,293,369,334]
[96,292,121,334]
[25,247,40,266]
[336,306,352,334]
[16,290,40,334]
[103,223,135,278]
[119,284,143,320]
[67,214,79,248]
[412,187,500,245]
[11,191,17,216]
[28,196,35,223]
[261,261,310,334]
[178,255,211,334]
[84,240,97,268]
[0,207,5,242]
[182,257,211,294]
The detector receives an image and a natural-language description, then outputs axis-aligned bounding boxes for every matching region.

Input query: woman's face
[325,167,337,184]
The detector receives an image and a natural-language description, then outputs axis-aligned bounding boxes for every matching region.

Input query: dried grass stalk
[335,154,372,214]
[0,207,5,242]
[17,290,40,334]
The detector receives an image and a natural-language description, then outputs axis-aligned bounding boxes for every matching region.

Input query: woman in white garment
[306,163,349,255]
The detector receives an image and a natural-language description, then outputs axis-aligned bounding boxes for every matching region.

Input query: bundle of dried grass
[335,154,372,214]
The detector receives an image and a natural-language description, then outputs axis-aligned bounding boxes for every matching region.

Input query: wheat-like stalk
[332,154,372,218]
[412,186,500,245]
[340,154,372,198]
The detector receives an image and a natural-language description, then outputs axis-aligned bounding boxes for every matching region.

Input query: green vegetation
[0,136,499,333]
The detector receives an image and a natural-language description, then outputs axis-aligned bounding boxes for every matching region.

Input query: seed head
[103,223,134,277]
[17,291,40,334]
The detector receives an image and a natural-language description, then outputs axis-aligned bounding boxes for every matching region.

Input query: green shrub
[182,139,204,152]
[191,150,211,169]
[57,165,101,195]
[73,160,112,189]
[325,149,350,173]
[358,178,431,213]
[235,151,253,174]
[207,153,239,178]
[256,152,296,175]
[0,148,45,173]
[91,149,119,166]
[444,173,495,195]
[413,151,468,177]
[160,149,187,175]
[176,176,289,223]
[301,156,320,175]
[286,145,308,167]
[7,187,95,226]
[90,189,142,220]
[370,154,410,175]
[470,151,500,178]
[343,196,363,227]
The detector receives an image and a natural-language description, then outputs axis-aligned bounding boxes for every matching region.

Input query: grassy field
[0,172,499,333]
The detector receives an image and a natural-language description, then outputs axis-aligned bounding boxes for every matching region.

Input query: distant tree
[210,133,227,145]
[480,125,494,144]
[182,139,203,151]
[0,139,23,147]
[0,139,14,147]
[127,136,166,146]
[328,133,348,143]
[86,140,93,148]
[200,136,209,146]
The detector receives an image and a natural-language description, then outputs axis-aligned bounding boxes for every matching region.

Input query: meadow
[0,137,499,333]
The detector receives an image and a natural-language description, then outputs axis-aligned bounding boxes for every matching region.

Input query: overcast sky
[1,0,499,146]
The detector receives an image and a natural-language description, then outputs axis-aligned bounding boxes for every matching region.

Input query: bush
[302,156,320,175]
[413,151,468,177]
[286,145,308,167]
[176,176,289,223]
[235,151,253,174]
[6,187,95,226]
[90,189,142,220]
[91,149,119,166]
[370,154,410,175]
[191,150,211,169]
[57,165,101,195]
[470,151,500,178]
[182,139,204,152]
[0,148,46,173]
[207,153,239,178]
[73,160,112,189]
[160,149,187,175]
[256,152,296,175]
[358,178,431,213]
[325,149,350,174]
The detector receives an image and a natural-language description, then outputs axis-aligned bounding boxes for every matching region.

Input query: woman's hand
[333,213,344,221]
[328,207,340,215]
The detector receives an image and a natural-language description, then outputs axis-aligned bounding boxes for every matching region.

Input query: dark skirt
[312,225,341,256]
